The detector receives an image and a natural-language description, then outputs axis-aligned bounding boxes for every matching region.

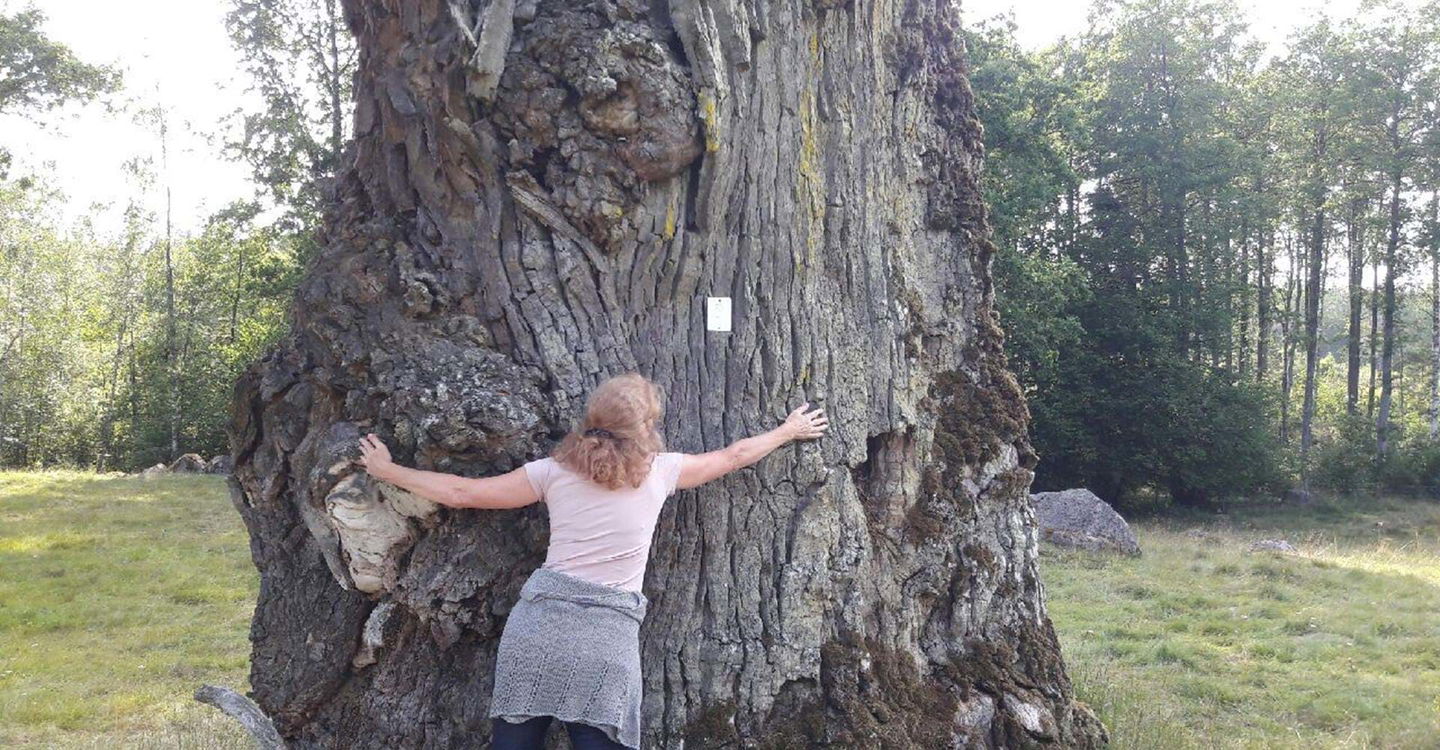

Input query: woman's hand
[357,433,395,478]
[782,402,829,441]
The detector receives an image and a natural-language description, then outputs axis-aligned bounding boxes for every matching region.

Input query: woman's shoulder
[524,455,559,472]
[654,452,685,493]
[522,455,561,496]
[653,451,685,470]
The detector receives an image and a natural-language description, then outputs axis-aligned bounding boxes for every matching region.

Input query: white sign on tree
[706,296,732,332]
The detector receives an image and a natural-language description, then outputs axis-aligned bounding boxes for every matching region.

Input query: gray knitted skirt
[488,566,650,749]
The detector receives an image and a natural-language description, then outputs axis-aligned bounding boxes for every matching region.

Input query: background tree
[970,0,1440,505]
[224,0,357,242]
[1348,0,1439,459]
[1271,16,1345,491]
[0,5,119,173]
[979,0,1282,507]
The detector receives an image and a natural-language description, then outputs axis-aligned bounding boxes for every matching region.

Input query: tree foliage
[223,0,356,237]
[970,0,1440,507]
[0,6,119,115]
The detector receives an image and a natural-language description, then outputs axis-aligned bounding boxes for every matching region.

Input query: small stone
[1247,539,1297,553]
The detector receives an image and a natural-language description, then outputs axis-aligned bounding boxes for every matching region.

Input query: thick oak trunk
[225,1,1105,748]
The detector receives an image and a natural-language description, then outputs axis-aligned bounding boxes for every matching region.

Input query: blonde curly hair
[552,373,665,490]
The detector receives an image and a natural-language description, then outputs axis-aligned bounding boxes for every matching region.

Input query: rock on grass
[1031,489,1141,556]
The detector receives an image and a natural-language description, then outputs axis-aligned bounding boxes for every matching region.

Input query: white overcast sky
[0,0,257,236]
[0,0,1394,237]
[961,0,1365,54]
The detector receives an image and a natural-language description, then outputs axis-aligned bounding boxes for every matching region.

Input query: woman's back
[524,452,684,592]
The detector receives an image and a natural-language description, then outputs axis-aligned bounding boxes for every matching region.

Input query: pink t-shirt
[524,451,685,593]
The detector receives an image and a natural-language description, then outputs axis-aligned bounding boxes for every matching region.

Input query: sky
[959,0,1366,56]
[0,0,1404,237]
[0,0,257,236]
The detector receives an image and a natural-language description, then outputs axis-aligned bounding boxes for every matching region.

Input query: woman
[356,372,828,750]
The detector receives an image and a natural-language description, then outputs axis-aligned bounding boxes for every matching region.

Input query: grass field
[1048,497,1440,749]
[0,471,255,748]
[1,470,1437,748]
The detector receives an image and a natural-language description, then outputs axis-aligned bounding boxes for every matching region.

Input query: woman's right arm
[358,433,540,509]
[676,403,828,490]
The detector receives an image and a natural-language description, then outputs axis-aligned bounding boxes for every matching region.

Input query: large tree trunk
[225,1,1105,748]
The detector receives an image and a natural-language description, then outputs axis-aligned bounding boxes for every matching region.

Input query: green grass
[0,470,255,748]
[1046,495,1440,749]
[3,471,1438,747]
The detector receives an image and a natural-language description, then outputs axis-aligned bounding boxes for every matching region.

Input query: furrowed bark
[226,1,1105,747]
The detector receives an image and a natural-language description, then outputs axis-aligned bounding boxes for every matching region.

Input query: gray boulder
[140,463,169,479]
[169,453,207,473]
[1030,489,1141,556]
[207,454,234,475]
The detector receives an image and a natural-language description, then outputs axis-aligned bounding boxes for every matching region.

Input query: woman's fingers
[788,404,826,438]
[784,403,831,440]
[357,434,379,465]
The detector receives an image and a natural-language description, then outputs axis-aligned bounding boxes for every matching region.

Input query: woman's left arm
[357,433,540,509]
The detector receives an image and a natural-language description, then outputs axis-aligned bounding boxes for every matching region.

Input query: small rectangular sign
[706,297,732,332]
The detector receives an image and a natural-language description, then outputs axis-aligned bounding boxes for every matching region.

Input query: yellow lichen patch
[797,87,825,264]
[698,89,721,153]
[663,197,678,241]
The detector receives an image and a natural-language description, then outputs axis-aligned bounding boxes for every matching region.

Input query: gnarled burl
[226,0,1107,747]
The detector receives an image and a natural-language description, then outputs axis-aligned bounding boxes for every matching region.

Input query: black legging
[490,716,627,749]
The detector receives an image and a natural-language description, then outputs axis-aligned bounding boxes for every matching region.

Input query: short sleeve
[659,452,685,496]
[523,458,553,502]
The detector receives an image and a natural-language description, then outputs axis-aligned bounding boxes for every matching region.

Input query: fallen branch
[194,684,285,749]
